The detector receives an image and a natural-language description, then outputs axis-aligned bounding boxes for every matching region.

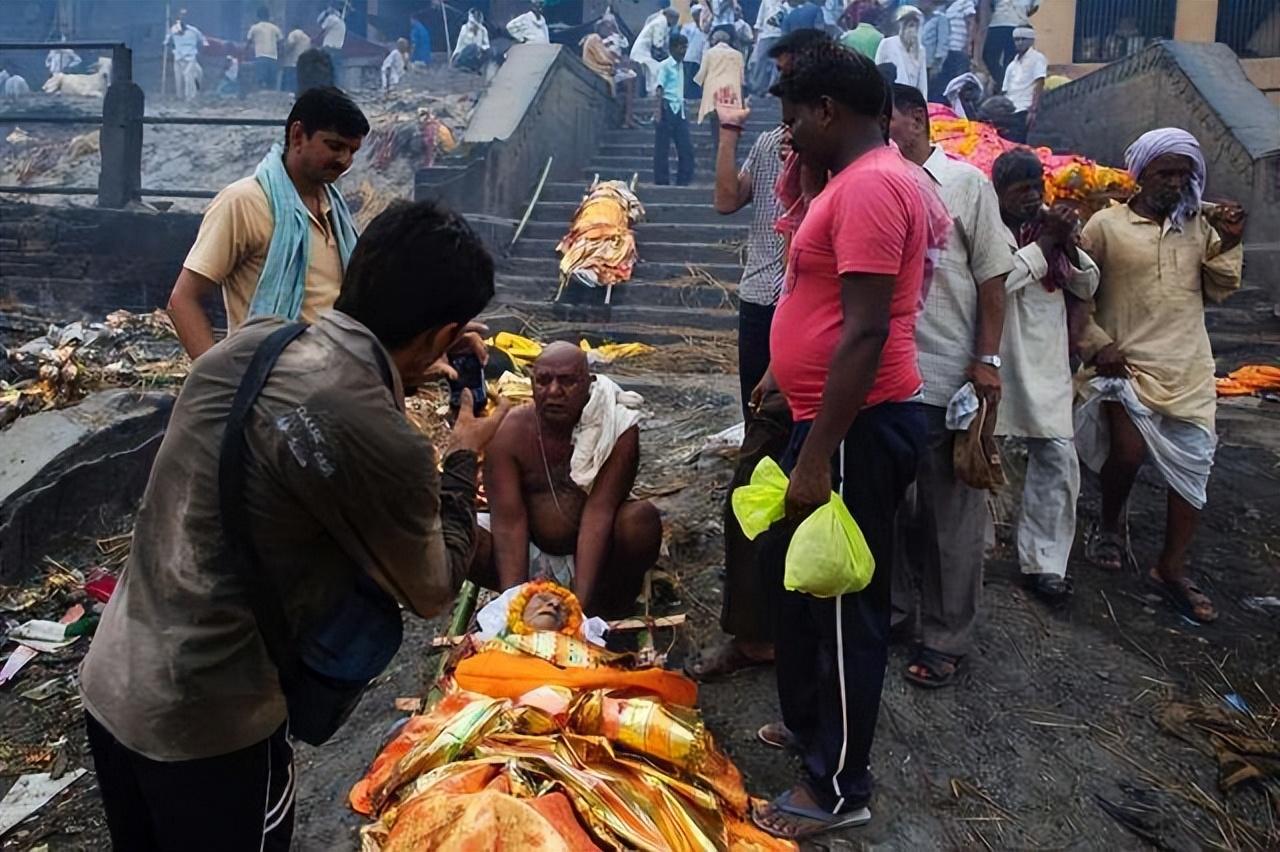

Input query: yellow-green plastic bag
[731,457,876,597]
[786,495,875,597]
[731,456,789,540]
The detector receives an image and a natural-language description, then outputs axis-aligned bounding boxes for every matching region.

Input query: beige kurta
[694,43,743,122]
[1078,204,1243,432]
[997,240,1099,439]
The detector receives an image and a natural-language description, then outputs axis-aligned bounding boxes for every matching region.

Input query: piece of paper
[0,770,86,837]
[8,620,75,653]
[0,605,84,688]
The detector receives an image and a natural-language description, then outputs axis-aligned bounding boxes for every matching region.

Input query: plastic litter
[945,382,980,431]
[1223,693,1252,715]
[731,457,876,598]
[1241,595,1280,613]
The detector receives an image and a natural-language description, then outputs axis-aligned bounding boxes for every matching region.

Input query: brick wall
[0,200,212,323]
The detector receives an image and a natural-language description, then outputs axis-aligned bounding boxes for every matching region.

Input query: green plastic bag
[731,456,789,540]
[730,457,875,597]
[786,495,875,597]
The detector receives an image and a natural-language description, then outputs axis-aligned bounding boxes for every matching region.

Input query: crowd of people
[66,7,1250,848]
[696,26,1245,838]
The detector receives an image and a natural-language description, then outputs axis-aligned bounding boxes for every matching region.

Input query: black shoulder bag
[218,323,404,746]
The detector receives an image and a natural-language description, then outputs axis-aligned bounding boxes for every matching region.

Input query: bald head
[531,341,592,428]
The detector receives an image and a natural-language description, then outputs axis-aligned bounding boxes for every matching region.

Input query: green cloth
[840,23,883,59]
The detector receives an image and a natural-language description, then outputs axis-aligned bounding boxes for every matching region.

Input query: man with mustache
[168,86,369,358]
[477,342,662,618]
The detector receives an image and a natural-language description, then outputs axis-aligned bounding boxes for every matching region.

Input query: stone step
[596,139,757,157]
[509,237,742,265]
[516,220,748,244]
[496,299,738,332]
[502,253,740,282]
[540,181,719,204]
[478,310,736,346]
[496,273,737,309]
[528,200,749,225]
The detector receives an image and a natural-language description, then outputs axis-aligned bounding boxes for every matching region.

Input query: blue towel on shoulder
[248,143,359,321]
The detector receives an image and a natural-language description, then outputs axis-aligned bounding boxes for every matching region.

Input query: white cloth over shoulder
[475,582,610,645]
[507,10,550,44]
[1074,376,1216,509]
[570,375,644,490]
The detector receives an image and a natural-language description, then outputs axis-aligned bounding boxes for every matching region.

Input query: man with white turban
[999,25,1045,142]
[1074,128,1246,624]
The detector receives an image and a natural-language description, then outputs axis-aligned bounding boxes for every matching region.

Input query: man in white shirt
[982,0,1037,87]
[165,11,208,101]
[280,28,311,91]
[874,5,927,99]
[507,0,551,45]
[630,7,679,95]
[46,40,82,77]
[992,148,1099,606]
[1000,26,1046,142]
[318,2,347,67]
[888,83,1011,687]
[382,38,410,90]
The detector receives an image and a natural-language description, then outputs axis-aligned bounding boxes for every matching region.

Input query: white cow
[42,56,112,96]
[0,70,32,98]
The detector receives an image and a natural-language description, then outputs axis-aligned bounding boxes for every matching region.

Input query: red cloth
[770,146,929,421]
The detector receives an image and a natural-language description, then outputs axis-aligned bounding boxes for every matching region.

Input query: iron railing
[1072,0,1177,63]
[0,40,283,206]
[1217,0,1280,58]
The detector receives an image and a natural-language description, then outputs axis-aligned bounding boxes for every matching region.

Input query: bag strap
[218,323,310,684]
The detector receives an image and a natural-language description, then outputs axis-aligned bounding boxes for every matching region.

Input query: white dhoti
[1017,437,1080,578]
[1074,376,1216,510]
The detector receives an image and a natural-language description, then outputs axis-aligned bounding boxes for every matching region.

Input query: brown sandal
[1147,571,1218,623]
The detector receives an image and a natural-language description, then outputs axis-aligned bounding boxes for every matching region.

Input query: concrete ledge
[0,389,175,582]
[415,44,614,224]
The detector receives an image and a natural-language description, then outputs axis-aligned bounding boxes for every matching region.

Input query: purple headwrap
[1123,128,1205,232]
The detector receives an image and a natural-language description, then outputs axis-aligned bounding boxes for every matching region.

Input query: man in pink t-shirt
[752,42,930,840]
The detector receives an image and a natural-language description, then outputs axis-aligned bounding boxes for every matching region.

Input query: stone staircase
[488,97,783,342]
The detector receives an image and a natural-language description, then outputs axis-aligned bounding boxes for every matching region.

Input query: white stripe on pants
[1017,437,1079,578]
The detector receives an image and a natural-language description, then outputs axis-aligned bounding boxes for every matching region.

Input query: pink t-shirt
[769,145,928,422]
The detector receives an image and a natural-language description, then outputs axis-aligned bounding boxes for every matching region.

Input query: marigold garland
[506,579,584,636]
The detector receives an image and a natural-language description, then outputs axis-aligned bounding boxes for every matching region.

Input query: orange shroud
[455,649,698,707]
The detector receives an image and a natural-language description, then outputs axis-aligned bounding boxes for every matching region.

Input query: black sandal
[904,647,962,689]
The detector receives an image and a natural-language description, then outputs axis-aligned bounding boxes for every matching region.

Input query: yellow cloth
[246,21,282,59]
[1216,365,1280,397]
[1078,204,1243,431]
[182,176,343,331]
[694,43,744,123]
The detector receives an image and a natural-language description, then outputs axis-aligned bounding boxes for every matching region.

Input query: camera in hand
[448,353,487,416]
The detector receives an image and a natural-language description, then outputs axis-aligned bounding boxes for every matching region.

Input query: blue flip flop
[752,789,872,839]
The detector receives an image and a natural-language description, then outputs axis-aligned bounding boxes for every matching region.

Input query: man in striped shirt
[935,0,976,101]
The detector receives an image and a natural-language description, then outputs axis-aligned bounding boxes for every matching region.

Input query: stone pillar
[97,46,143,209]
[1174,0,1218,43]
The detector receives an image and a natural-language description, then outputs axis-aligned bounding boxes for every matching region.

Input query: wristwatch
[976,354,1002,369]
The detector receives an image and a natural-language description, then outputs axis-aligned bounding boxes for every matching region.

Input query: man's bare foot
[1148,569,1218,622]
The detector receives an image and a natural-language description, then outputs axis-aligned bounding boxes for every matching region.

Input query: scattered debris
[0,769,86,838]
[1,310,187,428]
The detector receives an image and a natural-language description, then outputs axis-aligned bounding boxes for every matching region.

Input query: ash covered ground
[0,64,484,228]
[2,339,1278,850]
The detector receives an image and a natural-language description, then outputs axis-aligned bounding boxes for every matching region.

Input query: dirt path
[2,372,1278,851]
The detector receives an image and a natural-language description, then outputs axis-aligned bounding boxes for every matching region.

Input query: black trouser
[737,300,775,420]
[983,25,1016,90]
[930,50,971,103]
[654,104,695,186]
[764,402,926,812]
[86,711,295,852]
[722,389,792,642]
[684,60,703,99]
